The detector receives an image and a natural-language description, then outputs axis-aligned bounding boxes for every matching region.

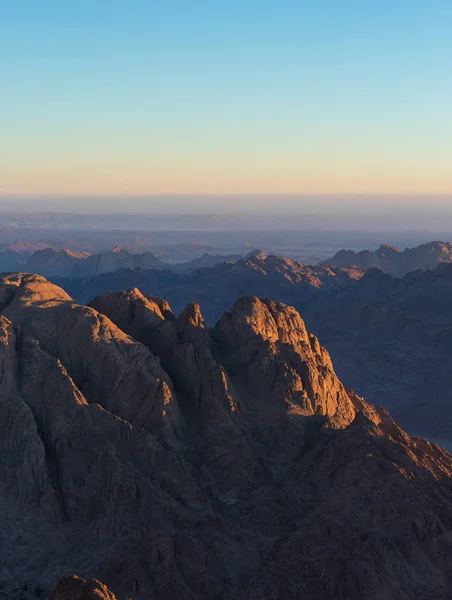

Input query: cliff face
[51,575,119,600]
[2,274,452,600]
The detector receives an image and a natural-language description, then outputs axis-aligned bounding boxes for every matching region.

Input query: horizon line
[2,192,452,198]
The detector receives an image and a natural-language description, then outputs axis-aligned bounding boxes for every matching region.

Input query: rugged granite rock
[324,241,452,276]
[52,576,118,600]
[2,274,452,599]
[0,274,182,443]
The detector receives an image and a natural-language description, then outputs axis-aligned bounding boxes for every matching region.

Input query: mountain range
[54,252,365,322]
[0,246,244,278]
[2,273,452,599]
[50,253,452,446]
[3,240,452,281]
[325,241,452,276]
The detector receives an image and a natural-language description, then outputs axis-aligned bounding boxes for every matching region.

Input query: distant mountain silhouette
[169,251,243,273]
[24,246,168,277]
[0,246,246,279]
[324,241,452,276]
[54,253,365,322]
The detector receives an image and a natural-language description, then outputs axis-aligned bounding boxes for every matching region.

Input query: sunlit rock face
[51,575,119,600]
[2,273,452,600]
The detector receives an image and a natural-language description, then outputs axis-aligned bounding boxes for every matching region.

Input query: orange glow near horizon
[2,154,452,196]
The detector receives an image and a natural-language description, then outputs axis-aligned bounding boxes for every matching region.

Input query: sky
[1,0,451,203]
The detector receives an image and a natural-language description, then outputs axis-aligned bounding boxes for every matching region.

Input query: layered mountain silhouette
[23,247,167,277]
[325,241,452,276]
[55,252,365,322]
[0,246,245,279]
[2,273,452,599]
[3,239,452,281]
[169,251,243,273]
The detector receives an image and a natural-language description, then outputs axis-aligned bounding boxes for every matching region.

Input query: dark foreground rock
[52,575,119,600]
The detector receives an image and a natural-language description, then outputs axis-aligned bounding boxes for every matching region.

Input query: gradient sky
[1,0,451,197]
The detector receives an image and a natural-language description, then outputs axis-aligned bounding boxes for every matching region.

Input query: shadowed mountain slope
[0,246,247,279]
[55,252,365,323]
[324,241,452,276]
[169,252,243,273]
[2,274,452,599]
[300,263,452,444]
[25,247,168,278]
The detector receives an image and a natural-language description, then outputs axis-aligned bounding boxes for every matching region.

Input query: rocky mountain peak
[144,294,173,315]
[176,302,206,329]
[89,288,167,330]
[376,243,401,254]
[245,249,268,262]
[0,272,72,310]
[51,575,119,599]
[245,248,266,259]
[216,296,314,350]
[326,240,452,276]
[218,296,280,344]
[216,296,356,427]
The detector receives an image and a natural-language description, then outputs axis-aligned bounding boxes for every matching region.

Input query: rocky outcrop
[2,275,452,599]
[52,575,118,599]
[325,241,452,276]
[0,274,182,443]
[215,296,356,428]
[176,302,206,329]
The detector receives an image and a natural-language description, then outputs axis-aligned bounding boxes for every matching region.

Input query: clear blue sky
[1,0,451,198]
